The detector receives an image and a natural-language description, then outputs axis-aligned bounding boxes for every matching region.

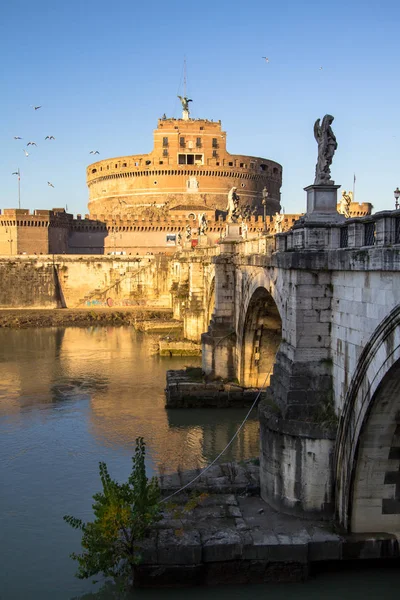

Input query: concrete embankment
[0,307,176,329]
[135,461,400,587]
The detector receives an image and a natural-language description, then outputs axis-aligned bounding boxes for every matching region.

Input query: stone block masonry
[0,255,172,309]
[133,462,400,587]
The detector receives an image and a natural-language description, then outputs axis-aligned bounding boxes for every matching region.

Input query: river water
[0,327,398,599]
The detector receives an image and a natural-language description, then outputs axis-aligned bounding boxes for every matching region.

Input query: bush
[64,437,161,592]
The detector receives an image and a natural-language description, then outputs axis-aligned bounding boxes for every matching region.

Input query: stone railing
[235,234,276,257]
[276,209,400,252]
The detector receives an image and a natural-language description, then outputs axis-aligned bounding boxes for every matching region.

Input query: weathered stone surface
[202,529,243,562]
[158,529,202,565]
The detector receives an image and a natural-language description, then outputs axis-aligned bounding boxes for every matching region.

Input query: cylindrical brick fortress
[87,117,282,218]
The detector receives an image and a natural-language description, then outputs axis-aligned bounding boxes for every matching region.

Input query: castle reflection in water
[0,326,259,472]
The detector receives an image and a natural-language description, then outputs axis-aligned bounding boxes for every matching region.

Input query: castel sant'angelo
[0,96,371,255]
[87,97,282,221]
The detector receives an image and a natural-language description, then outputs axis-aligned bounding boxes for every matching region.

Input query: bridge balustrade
[275,209,400,252]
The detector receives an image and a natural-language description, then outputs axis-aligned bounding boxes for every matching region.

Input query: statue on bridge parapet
[339,190,352,218]
[314,114,338,185]
[274,212,284,234]
[226,187,240,223]
[198,213,208,235]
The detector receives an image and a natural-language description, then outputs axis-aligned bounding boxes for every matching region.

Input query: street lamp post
[262,187,268,233]
[394,187,400,210]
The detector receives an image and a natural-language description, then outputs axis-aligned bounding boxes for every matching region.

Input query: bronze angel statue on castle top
[178,96,192,112]
[314,114,338,185]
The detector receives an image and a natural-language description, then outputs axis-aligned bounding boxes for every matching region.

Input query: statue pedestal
[223,222,242,241]
[302,184,344,224]
[197,235,208,247]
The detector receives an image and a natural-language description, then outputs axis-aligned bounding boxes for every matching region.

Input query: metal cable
[161,364,273,503]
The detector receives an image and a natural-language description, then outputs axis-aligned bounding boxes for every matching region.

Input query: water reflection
[0,326,259,599]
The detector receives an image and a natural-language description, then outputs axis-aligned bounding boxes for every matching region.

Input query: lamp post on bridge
[394,187,400,210]
[262,187,268,233]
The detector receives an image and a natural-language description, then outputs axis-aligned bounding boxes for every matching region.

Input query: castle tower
[87,104,282,220]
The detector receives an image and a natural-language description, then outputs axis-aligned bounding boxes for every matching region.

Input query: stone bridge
[171,206,400,536]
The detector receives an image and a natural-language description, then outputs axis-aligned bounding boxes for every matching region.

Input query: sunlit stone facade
[87,116,283,219]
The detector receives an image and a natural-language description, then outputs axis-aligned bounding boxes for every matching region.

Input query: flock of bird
[12,105,100,190]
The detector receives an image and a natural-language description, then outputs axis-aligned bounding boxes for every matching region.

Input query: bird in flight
[319,66,323,70]
[47,181,54,188]
[13,136,22,140]
[23,149,29,157]
[45,136,55,140]
[262,57,269,63]
[90,150,100,154]
[27,141,37,146]
[12,171,19,176]
[31,105,42,110]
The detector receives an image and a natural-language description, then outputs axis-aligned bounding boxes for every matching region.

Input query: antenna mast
[183,56,187,99]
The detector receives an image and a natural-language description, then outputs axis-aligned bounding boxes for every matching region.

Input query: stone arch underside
[351,360,400,533]
[239,286,282,388]
[335,304,400,532]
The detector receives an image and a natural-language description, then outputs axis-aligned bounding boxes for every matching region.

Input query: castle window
[212,138,218,148]
[200,126,204,130]
[240,163,245,168]
[196,137,202,148]
[162,137,168,147]
[212,150,217,158]
[159,160,164,165]
[179,137,185,148]
[154,181,158,185]
[163,148,168,157]
[228,162,233,167]
[216,162,220,166]
[178,154,186,165]
[134,162,139,166]
[115,164,118,168]
[273,167,278,174]
[122,163,127,167]
[250,161,255,169]
[260,164,267,171]
[107,165,109,169]
[92,168,97,173]
[145,160,151,165]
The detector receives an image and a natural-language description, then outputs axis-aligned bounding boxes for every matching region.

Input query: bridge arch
[236,270,282,388]
[335,304,400,533]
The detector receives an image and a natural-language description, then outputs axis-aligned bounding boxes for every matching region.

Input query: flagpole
[18,168,21,209]
[353,173,356,205]
[12,169,21,209]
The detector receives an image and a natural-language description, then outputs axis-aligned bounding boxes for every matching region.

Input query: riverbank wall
[135,462,400,587]
[0,255,172,309]
[0,307,175,328]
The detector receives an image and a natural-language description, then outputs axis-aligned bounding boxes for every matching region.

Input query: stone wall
[0,255,172,309]
[0,259,60,308]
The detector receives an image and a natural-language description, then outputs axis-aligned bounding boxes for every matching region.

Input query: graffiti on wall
[85,298,142,308]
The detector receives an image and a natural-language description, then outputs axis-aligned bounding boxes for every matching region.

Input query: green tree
[64,437,161,591]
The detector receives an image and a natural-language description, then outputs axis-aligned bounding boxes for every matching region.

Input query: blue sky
[1,0,399,216]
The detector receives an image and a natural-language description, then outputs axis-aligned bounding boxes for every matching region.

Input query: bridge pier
[201,241,238,381]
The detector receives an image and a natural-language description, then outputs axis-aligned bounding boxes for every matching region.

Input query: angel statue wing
[178,96,193,110]
[313,118,321,142]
